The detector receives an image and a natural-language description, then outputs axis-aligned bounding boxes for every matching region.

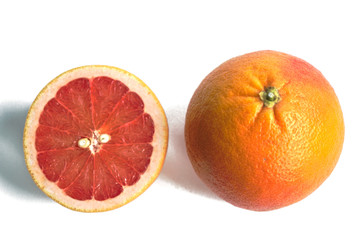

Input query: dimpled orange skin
[185,50,345,211]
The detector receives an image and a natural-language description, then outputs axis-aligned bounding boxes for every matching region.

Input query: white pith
[24,65,168,212]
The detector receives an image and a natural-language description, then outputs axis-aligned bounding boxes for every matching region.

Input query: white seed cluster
[77,133,111,150]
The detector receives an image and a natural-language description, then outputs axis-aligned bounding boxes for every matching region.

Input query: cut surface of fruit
[24,66,168,212]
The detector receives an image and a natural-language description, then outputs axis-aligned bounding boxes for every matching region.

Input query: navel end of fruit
[259,86,281,108]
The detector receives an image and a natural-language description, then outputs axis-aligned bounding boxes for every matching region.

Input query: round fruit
[24,65,168,212]
[185,50,344,211]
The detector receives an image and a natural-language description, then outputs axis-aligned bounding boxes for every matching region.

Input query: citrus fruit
[185,50,344,211]
[24,65,168,212]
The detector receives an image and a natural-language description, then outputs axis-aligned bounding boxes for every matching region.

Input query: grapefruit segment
[93,153,124,201]
[91,76,129,129]
[57,151,91,190]
[108,113,155,144]
[55,78,94,131]
[37,148,85,182]
[39,98,88,136]
[35,126,77,151]
[102,144,152,174]
[63,154,94,201]
[99,149,142,186]
[24,65,168,212]
[100,92,145,132]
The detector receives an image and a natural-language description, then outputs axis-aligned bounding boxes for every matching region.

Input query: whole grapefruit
[185,50,344,211]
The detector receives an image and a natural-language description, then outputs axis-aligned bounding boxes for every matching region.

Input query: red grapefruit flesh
[24,66,168,212]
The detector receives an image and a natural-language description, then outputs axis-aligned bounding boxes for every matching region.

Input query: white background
[0,1,359,239]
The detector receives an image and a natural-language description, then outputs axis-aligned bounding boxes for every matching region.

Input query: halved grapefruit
[23,65,168,212]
